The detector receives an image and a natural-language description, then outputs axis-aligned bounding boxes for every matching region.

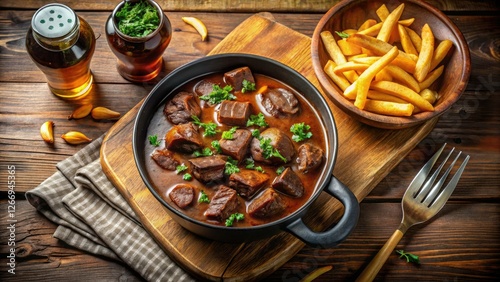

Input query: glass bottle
[105,0,172,82]
[26,3,96,99]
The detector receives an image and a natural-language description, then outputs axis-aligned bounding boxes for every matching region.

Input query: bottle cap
[32,4,77,38]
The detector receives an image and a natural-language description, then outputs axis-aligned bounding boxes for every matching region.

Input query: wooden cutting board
[100,12,437,281]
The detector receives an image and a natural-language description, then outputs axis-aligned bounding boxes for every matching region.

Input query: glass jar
[25,3,96,99]
[105,0,172,82]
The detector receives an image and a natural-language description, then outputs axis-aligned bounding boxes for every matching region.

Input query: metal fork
[356,143,470,282]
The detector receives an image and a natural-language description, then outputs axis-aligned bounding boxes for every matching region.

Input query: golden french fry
[405,26,422,52]
[370,80,434,111]
[414,24,435,82]
[377,3,405,42]
[346,53,368,61]
[367,90,408,103]
[324,60,351,92]
[385,65,420,93]
[430,39,453,70]
[342,29,358,35]
[354,46,399,109]
[333,61,369,75]
[357,22,382,37]
[351,56,380,64]
[358,19,378,31]
[320,31,359,83]
[398,18,415,26]
[375,68,393,81]
[343,81,358,100]
[337,39,362,56]
[347,34,416,73]
[398,24,418,56]
[418,65,444,90]
[376,4,390,21]
[420,88,437,104]
[364,99,414,116]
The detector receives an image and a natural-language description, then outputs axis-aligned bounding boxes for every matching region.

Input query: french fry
[414,24,435,82]
[347,33,416,73]
[358,19,378,31]
[343,81,358,100]
[320,31,359,83]
[398,24,418,56]
[376,4,390,21]
[384,65,420,93]
[364,99,414,116]
[398,18,415,26]
[405,26,422,52]
[418,65,444,90]
[324,60,351,91]
[337,39,362,56]
[420,88,437,104]
[357,22,382,37]
[430,39,453,70]
[370,80,434,111]
[367,90,408,103]
[375,68,393,81]
[353,46,399,109]
[346,53,368,61]
[333,61,369,75]
[377,3,405,42]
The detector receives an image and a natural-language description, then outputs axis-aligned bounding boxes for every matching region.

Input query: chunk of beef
[248,188,286,218]
[163,91,201,124]
[228,169,269,199]
[194,80,216,97]
[165,122,203,153]
[169,184,195,209]
[250,128,294,164]
[189,156,226,183]
[218,100,252,126]
[219,129,252,161]
[224,66,255,91]
[151,149,179,170]
[272,167,304,198]
[204,185,239,222]
[261,88,300,117]
[297,143,324,173]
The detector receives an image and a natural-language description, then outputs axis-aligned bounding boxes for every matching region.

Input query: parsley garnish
[225,157,240,175]
[335,31,350,39]
[396,250,420,264]
[193,147,213,157]
[260,137,287,163]
[222,127,238,140]
[183,173,192,181]
[251,129,261,138]
[290,122,313,142]
[115,0,160,37]
[192,115,219,137]
[211,140,222,154]
[276,166,285,175]
[148,134,161,146]
[246,112,268,127]
[245,158,265,173]
[175,164,188,174]
[199,85,235,104]
[198,190,210,203]
[225,213,244,227]
[241,79,256,93]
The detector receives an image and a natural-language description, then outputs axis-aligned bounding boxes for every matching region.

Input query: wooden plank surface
[100,12,437,281]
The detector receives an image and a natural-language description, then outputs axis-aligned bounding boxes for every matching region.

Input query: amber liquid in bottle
[26,5,95,99]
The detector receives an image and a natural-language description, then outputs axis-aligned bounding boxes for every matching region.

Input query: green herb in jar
[115,0,160,37]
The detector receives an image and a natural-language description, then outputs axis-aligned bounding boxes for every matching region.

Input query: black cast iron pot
[133,53,359,247]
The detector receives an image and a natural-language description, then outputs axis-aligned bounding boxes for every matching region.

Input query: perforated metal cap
[32,4,77,38]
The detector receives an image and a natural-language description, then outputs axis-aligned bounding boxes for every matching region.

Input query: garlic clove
[68,104,93,120]
[61,131,92,145]
[40,121,55,143]
[91,107,121,120]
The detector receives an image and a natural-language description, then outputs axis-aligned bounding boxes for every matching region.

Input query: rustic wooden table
[1,1,499,281]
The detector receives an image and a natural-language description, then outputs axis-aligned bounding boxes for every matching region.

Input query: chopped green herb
[290,122,313,142]
[211,140,222,154]
[148,134,161,146]
[183,173,192,181]
[245,158,265,173]
[246,112,268,127]
[199,85,235,104]
[335,31,350,39]
[175,164,188,174]
[198,190,210,203]
[225,157,240,175]
[396,250,420,264]
[192,115,219,137]
[276,166,285,175]
[251,129,261,138]
[193,147,213,157]
[222,126,238,140]
[260,137,287,163]
[241,79,256,93]
[115,0,160,37]
[225,213,244,227]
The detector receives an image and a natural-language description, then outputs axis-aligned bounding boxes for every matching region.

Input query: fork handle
[355,229,404,282]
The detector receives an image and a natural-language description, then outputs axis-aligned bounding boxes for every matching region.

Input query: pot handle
[285,176,359,248]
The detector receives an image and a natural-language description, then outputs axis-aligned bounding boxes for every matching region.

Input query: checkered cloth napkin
[25,136,194,282]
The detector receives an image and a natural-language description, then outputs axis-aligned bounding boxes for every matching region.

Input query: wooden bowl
[311,0,471,129]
